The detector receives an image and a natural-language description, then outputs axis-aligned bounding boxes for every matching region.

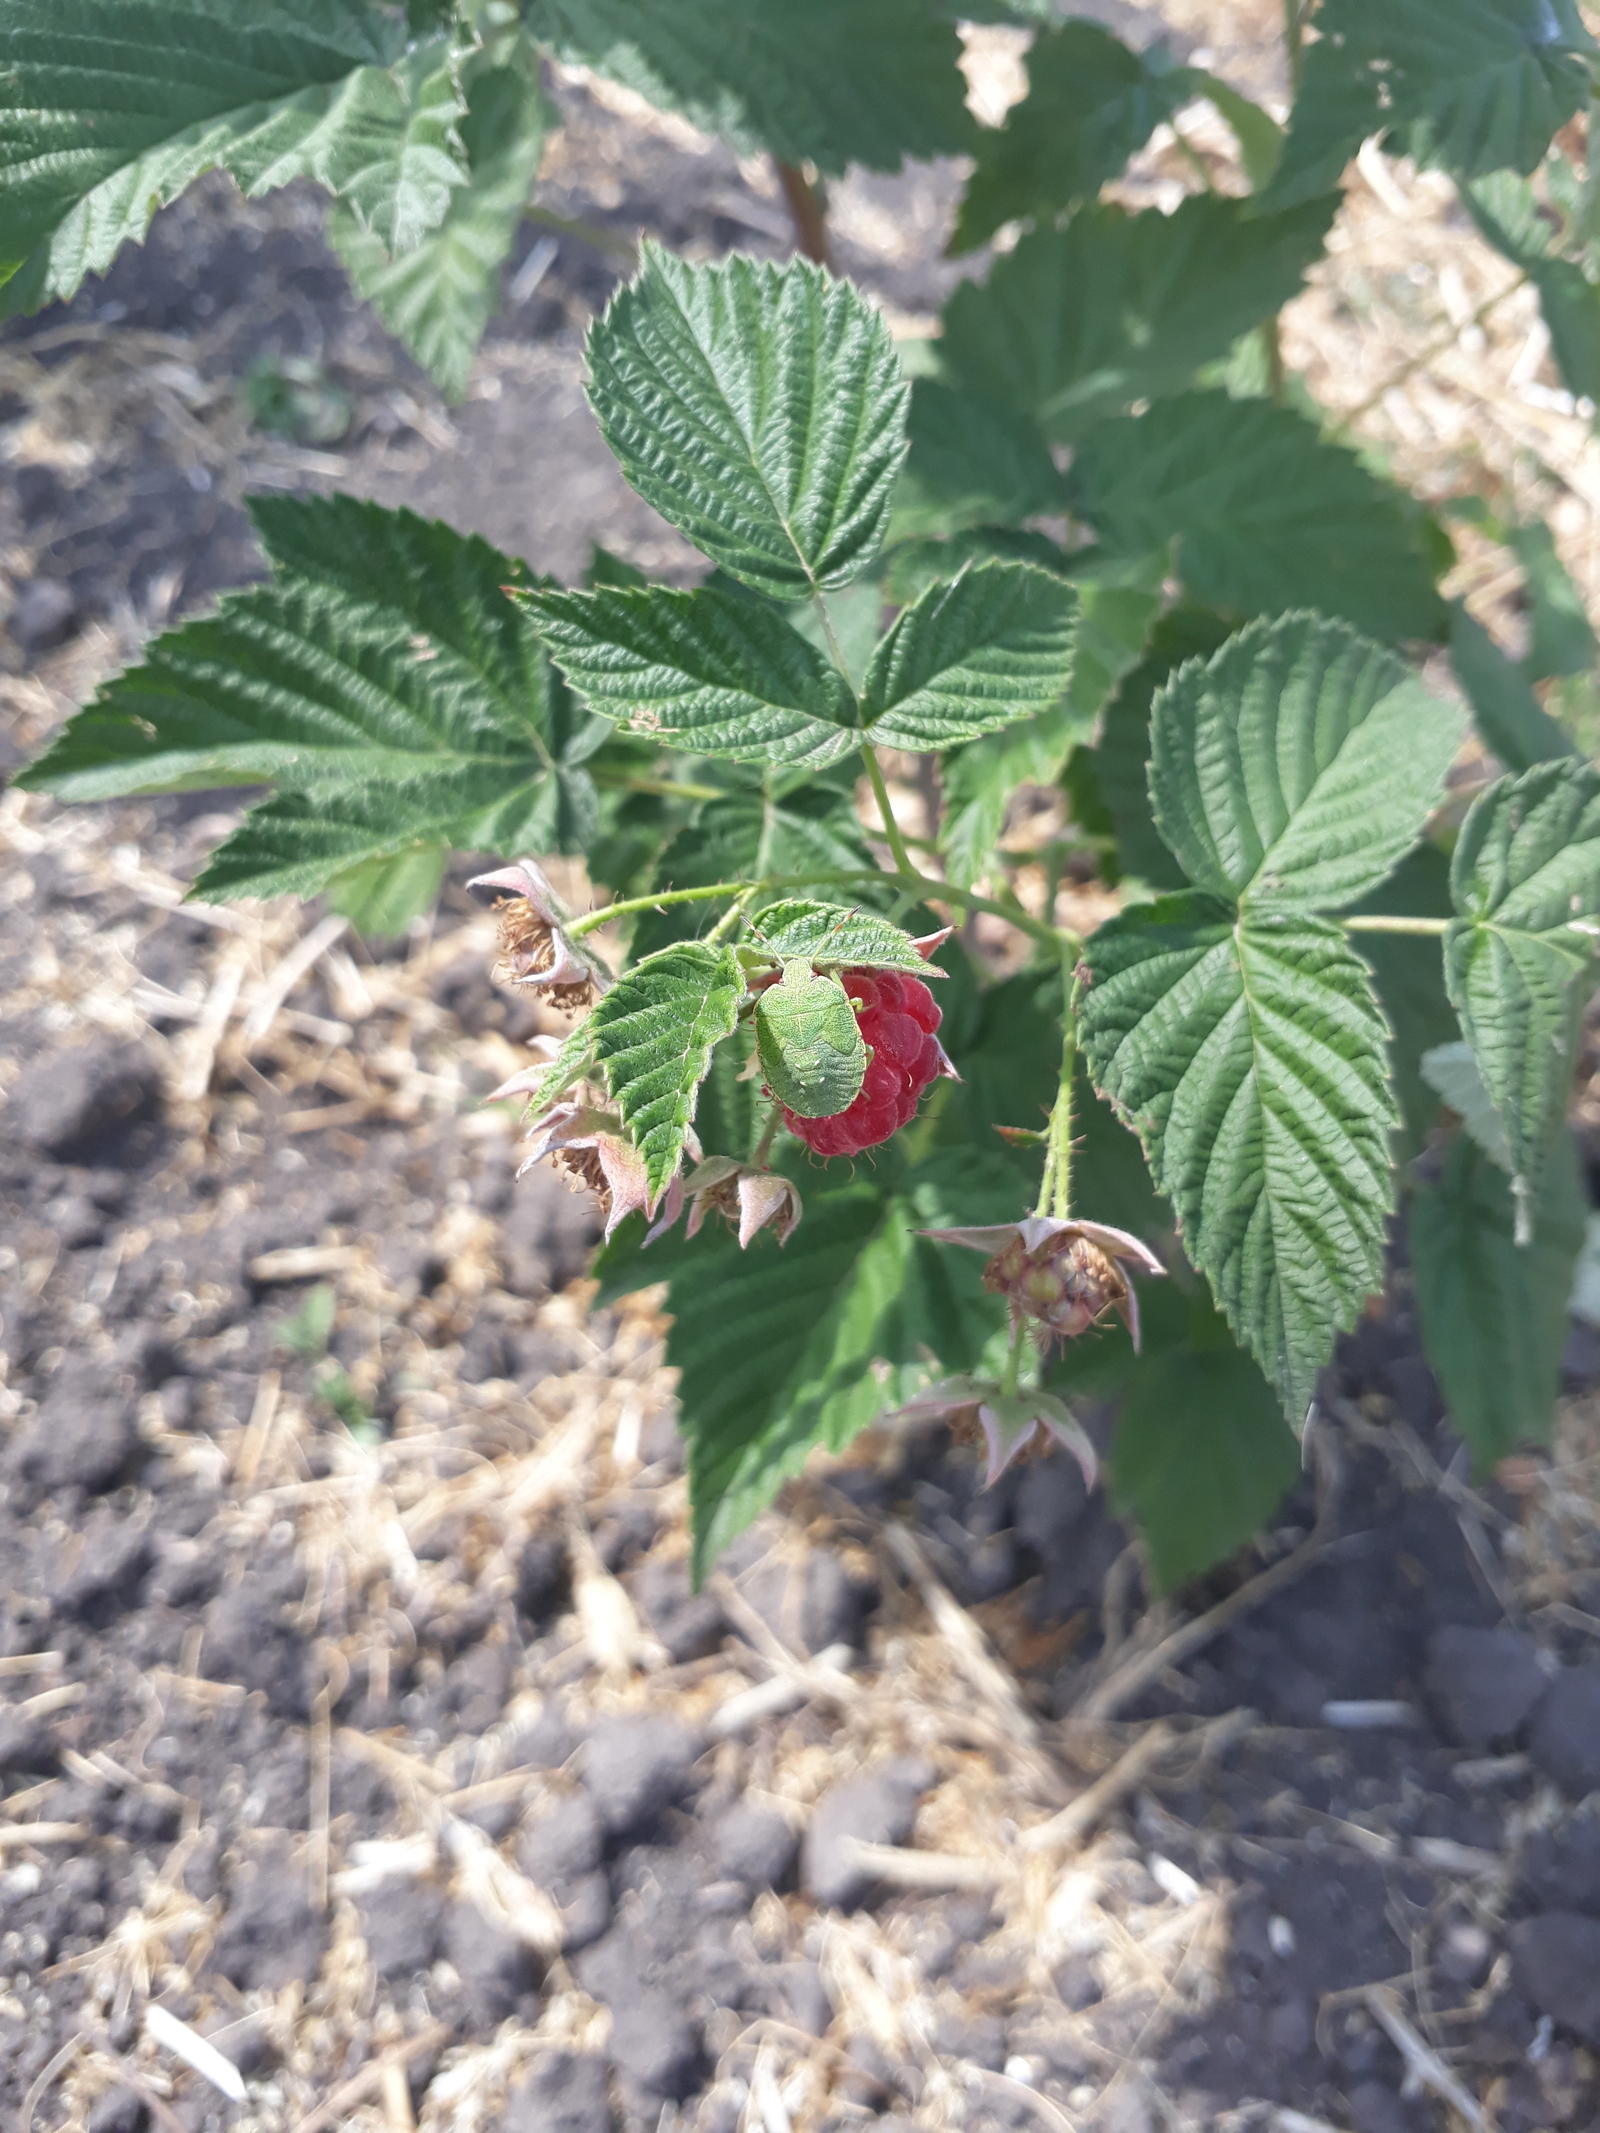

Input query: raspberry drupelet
[782,969,944,1157]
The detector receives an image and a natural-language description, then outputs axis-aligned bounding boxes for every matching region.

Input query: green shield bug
[755,961,868,1118]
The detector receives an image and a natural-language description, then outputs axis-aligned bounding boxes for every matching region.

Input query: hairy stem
[752,1100,783,1168]
[1037,967,1081,1221]
[705,887,758,945]
[1342,914,1450,936]
[861,743,918,882]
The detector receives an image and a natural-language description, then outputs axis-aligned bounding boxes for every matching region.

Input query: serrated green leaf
[751,900,931,973]
[1267,0,1594,210]
[937,574,1155,892]
[1449,602,1579,771]
[1148,612,1463,911]
[329,42,547,401]
[525,0,975,173]
[859,562,1078,749]
[596,1145,1017,1575]
[585,245,908,601]
[1080,894,1398,1421]
[520,583,860,768]
[892,377,1068,540]
[1445,759,1600,1230]
[1421,1042,1514,1170]
[589,942,745,1202]
[19,495,602,898]
[1412,1125,1586,1469]
[0,1,469,310]
[1093,606,1234,892]
[951,21,1200,252]
[939,194,1337,445]
[1052,1277,1300,1591]
[1070,392,1446,644]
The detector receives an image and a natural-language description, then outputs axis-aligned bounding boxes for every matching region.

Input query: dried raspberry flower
[890,1375,1097,1489]
[782,967,954,1158]
[518,1098,655,1241]
[468,858,611,1012]
[923,1216,1164,1350]
[645,1157,802,1249]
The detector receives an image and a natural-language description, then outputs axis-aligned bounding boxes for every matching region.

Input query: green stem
[566,879,750,938]
[1037,965,1081,1221]
[1342,914,1450,936]
[751,1100,783,1168]
[523,202,640,267]
[1283,0,1306,96]
[813,589,850,676]
[590,769,727,802]
[706,886,758,945]
[566,864,1068,952]
[1329,274,1527,441]
[1000,1316,1026,1398]
[861,743,918,882]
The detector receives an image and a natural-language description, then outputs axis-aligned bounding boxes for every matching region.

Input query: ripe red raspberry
[782,968,944,1157]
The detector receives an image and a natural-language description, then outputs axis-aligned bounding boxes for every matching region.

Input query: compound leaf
[1412,1125,1586,1469]
[752,900,933,973]
[521,583,860,768]
[859,562,1079,749]
[1069,391,1446,643]
[1268,0,1594,208]
[940,196,1337,444]
[951,21,1200,251]
[0,0,468,308]
[589,942,745,1203]
[1444,759,1600,1230]
[526,0,976,173]
[585,245,908,600]
[1148,612,1463,910]
[330,43,548,401]
[20,494,601,897]
[1079,894,1397,1422]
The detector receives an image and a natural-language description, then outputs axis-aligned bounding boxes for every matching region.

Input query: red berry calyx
[781,968,946,1157]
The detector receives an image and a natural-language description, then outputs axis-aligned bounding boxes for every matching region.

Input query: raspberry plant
[15,1,1600,1585]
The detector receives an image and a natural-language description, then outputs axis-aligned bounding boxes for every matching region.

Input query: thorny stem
[1037,965,1082,1222]
[1342,914,1450,936]
[861,743,919,883]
